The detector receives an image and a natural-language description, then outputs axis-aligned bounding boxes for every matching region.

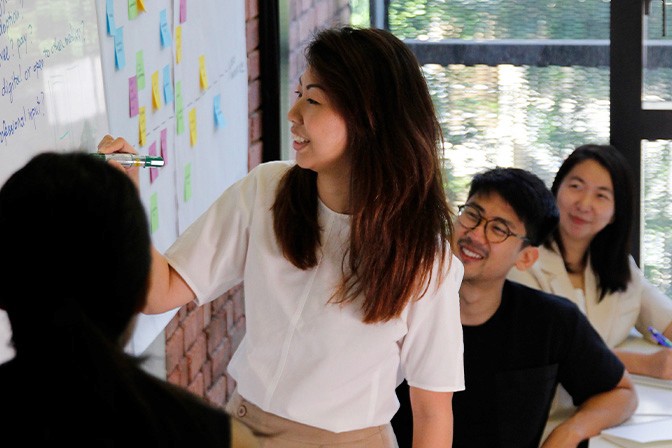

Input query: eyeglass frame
[456,204,531,244]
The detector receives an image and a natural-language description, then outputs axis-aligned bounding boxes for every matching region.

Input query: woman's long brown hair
[273,27,453,323]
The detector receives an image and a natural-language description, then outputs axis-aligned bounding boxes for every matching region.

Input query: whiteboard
[94,0,248,355]
[0,0,108,186]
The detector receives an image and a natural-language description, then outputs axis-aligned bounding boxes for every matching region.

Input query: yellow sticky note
[176,26,182,64]
[150,193,159,233]
[189,108,197,146]
[137,0,146,12]
[151,70,161,109]
[139,106,146,146]
[184,164,192,202]
[199,55,208,89]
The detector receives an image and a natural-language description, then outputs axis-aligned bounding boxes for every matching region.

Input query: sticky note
[136,51,145,90]
[151,70,161,110]
[199,55,208,89]
[175,81,184,135]
[184,164,192,202]
[214,94,225,128]
[163,65,173,104]
[150,193,159,233]
[149,141,159,183]
[160,128,168,163]
[180,0,187,23]
[160,10,172,47]
[139,106,146,146]
[114,27,125,69]
[175,25,182,64]
[106,0,116,35]
[189,108,197,146]
[128,0,138,20]
[128,76,139,117]
[138,0,146,12]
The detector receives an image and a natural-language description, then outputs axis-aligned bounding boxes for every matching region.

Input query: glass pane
[389,0,610,40]
[643,1,672,104]
[642,140,672,297]
[423,64,610,203]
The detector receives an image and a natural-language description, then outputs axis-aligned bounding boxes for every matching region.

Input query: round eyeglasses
[456,204,530,244]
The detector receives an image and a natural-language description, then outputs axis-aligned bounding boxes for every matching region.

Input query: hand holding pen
[96,135,143,188]
[649,326,672,348]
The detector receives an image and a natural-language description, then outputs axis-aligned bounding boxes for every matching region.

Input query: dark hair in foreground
[468,167,559,247]
[0,153,163,443]
[273,27,453,323]
[0,152,150,348]
[549,144,634,300]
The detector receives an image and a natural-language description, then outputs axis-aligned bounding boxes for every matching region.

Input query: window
[354,0,672,297]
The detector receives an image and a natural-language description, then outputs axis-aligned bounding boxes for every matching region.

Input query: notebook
[600,417,672,447]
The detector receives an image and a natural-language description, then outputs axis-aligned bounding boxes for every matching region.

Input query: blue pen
[648,326,672,348]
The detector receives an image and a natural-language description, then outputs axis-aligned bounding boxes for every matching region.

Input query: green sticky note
[128,0,138,19]
[150,193,159,233]
[176,81,184,135]
[136,51,145,90]
[184,164,192,202]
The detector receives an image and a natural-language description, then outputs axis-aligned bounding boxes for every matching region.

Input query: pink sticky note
[129,76,139,117]
[149,141,158,183]
[180,0,187,23]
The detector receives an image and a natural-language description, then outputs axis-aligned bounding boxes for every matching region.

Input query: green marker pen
[92,153,165,168]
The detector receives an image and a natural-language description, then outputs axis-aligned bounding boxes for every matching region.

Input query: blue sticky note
[163,65,173,104]
[114,27,126,69]
[160,10,172,47]
[214,94,225,128]
[106,0,116,35]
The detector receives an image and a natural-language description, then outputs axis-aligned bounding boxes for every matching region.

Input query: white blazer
[507,242,672,348]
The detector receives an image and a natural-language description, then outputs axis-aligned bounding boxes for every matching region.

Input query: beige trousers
[225,390,399,448]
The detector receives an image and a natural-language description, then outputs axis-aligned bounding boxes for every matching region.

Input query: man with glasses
[392,167,636,448]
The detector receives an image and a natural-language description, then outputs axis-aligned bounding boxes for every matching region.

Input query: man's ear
[514,245,539,271]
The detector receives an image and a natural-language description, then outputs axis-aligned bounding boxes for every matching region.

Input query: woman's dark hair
[272,27,453,323]
[0,152,150,346]
[549,144,634,300]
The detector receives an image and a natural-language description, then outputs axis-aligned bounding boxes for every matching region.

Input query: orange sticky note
[151,70,161,109]
[137,0,146,11]
[139,106,147,146]
[175,26,182,64]
[189,108,197,146]
[199,55,208,89]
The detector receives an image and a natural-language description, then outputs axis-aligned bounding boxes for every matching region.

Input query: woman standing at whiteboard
[99,27,464,447]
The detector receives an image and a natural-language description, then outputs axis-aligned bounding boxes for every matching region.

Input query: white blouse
[165,161,465,432]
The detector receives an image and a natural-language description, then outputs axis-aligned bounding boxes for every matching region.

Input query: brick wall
[165,0,350,409]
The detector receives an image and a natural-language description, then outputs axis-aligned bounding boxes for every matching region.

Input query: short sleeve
[399,253,465,392]
[165,162,288,305]
[557,303,625,406]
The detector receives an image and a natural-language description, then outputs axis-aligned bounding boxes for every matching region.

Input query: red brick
[206,376,228,408]
[210,339,232,379]
[249,111,262,143]
[165,325,185,373]
[207,312,227,353]
[187,372,205,397]
[183,307,205,350]
[249,141,263,170]
[246,18,259,54]
[248,79,261,113]
[186,333,208,383]
[247,49,260,82]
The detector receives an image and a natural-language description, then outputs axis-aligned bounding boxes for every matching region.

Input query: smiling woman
[508,143,672,438]
[97,26,465,448]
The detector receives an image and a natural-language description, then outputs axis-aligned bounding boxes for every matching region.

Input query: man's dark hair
[468,167,559,247]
